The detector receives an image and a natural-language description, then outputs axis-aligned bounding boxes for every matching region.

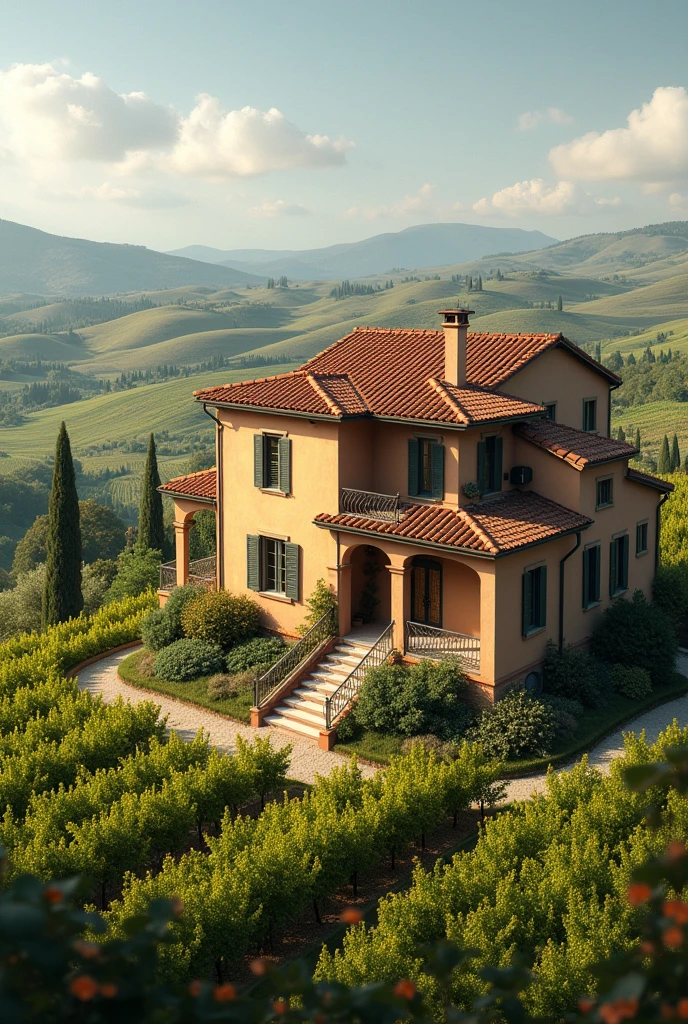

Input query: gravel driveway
[76,649,688,795]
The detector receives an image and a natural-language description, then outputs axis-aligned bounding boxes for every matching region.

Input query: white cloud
[518,107,573,131]
[473,177,619,216]
[247,199,311,217]
[48,181,191,208]
[0,63,178,162]
[346,183,435,220]
[669,192,688,213]
[549,86,688,183]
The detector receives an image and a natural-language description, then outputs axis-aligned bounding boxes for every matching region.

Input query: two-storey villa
[159,310,673,746]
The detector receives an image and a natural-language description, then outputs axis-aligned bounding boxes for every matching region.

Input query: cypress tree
[138,433,164,552]
[43,422,83,627]
[616,425,626,442]
[671,433,681,472]
[557,294,563,311]
[658,434,671,474]
[634,427,641,451]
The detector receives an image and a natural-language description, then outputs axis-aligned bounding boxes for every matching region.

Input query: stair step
[308,670,346,688]
[263,713,320,739]
[272,702,324,726]
[292,686,329,704]
[282,694,326,716]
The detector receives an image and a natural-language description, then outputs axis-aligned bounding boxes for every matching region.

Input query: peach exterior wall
[501,347,612,434]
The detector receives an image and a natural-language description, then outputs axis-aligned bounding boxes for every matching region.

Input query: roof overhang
[157,486,216,506]
[625,469,675,493]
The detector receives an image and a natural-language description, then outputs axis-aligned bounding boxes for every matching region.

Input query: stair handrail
[324,621,394,730]
[254,605,338,709]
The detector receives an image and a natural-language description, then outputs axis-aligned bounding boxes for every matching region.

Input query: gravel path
[76,648,377,785]
[77,649,688,794]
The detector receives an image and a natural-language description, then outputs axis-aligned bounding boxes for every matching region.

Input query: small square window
[543,403,556,421]
[583,398,597,432]
[596,477,613,509]
[636,521,649,556]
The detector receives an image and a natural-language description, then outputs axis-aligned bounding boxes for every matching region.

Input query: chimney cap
[438,308,475,326]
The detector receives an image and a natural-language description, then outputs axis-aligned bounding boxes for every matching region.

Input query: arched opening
[349,544,391,626]
[406,555,481,672]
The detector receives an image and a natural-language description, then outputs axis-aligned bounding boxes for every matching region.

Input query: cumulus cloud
[549,86,688,183]
[346,183,435,220]
[473,178,619,216]
[247,199,311,217]
[0,63,178,161]
[518,107,574,131]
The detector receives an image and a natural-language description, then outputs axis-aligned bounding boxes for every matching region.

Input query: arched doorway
[410,556,442,628]
[349,544,391,625]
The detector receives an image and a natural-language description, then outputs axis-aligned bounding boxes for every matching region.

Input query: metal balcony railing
[159,556,217,592]
[340,487,401,523]
[405,621,480,673]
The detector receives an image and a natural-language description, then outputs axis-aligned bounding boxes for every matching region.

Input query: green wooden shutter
[278,437,291,494]
[621,535,629,591]
[494,436,503,491]
[431,443,444,499]
[582,549,590,608]
[522,571,532,636]
[285,542,299,600]
[407,439,419,496]
[538,566,547,628]
[247,535,260,591]
[594,545,601,601]
[253,435,263,488]
[609,539,617,596]
[477,440,488,494]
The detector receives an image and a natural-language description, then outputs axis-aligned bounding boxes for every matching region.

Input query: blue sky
[1,0,688,252]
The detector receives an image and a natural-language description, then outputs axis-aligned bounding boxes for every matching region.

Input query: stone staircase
[263,626,384,739]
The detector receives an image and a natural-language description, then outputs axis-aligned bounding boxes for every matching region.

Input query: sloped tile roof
[195,326,617,426]
[516,420,639,469]
[158,468,217,504]
[626,467,675,493]
[315,490,592,556]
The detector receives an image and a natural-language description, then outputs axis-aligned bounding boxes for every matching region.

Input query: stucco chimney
[439,308,474,387]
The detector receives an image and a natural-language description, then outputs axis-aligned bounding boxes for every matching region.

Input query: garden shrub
[137,651,156,678]
[400,734,460,760]
[181,590,260,650]
[354,658,473,741]
[334,710,361,742]
[207,671,254,701]
[297,577,337,635]
[654,564,688,646]
[154,638,225,682]
[163,584,206,640]
[540,694,583,740]
[611,663,653,700]
[469,689,557,759]
[225,636,286,673]
[542,639,611,708]
[141,608,177,651]
[590,590,677,683]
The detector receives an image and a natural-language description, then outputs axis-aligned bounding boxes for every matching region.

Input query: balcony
[340,487,402,523]
[405,621,480,674]
[159,555,217,593]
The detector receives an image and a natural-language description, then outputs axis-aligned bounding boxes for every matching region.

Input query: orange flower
[627,882,652,906]
[188,980,202,997]
[394,979,417,1000]
[69,975,99,1002]
[678,1000,688,1019]
[578,996,595,1013]
[639,940,655,956]
[664,900,688,924]
[249,958,267,976]
[667,841,687,862]
[340,908,363,924]
[598,997,639,1024]
[100,983,117,999]
[73,940,100,959]
[214,984,236,1002]
[664,926,684,949]
[273,999,288,1015]
[44,886,63,904]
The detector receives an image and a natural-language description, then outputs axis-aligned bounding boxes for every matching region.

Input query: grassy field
[612,400,688,456]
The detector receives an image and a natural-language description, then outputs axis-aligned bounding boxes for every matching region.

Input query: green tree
[616,425,626,442]
[557,294,563,311]
[106,547,161,602]
[12,500,125,576]
[138,434,164,553]
[658,434,672,474]
[42,422,82,627]
[671,432,681,471]
[635,426,641,451]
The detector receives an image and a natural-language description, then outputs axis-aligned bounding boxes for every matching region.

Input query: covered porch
[157,468,218,598]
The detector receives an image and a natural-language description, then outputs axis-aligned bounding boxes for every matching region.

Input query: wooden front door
[410,559,442,627]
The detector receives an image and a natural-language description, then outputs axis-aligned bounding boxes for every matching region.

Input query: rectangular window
[478,435,504,495]
[264,435,280,489]
[582,544,601,608]
[636,521,649,556]
[247,534,300,599]
[253,434,291,493]
[408,438,444,499]
[263,537,286,594]
[522,564,547,636]
[609,534,629,597]
[543,402,557,421]
[596,476,614,509]
[583,398,597,432]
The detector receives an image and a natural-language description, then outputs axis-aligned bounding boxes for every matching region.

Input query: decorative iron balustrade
[324,621,394,730]
[254,605,338,709]
[159,556,217,592]
[340,487,401,523]
[405,621,480,673]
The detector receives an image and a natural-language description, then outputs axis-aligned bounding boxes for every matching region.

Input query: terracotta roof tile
[516,420,638,469]
[159,468,217,504]
[315,490,592,556]
[626,467,675,493]
[195,325,617,426]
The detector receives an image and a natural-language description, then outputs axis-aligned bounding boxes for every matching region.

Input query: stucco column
[477,567,496,686]
[387,563,409,653]
[335,561,352,637]
[173,520,194,587]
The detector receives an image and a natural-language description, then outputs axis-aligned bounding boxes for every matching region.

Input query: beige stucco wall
[509,433,583,510]
[502,347,611,433]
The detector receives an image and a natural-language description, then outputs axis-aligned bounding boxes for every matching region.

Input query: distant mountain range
[167,223,558,281]
[0,220,264,296]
